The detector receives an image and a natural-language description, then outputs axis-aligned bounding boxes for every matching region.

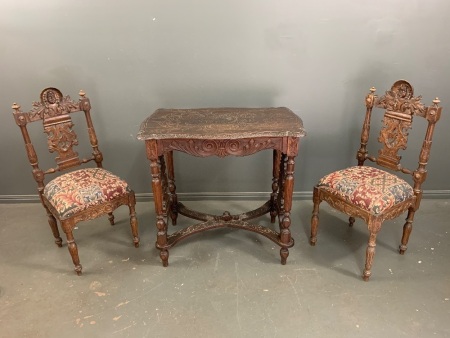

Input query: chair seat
[44,168,131,220]
[317,166,414,215]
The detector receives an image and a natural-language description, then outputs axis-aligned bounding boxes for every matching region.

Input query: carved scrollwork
[29,102,45,121]
[43,115,80,169]
[319,189,415,232]
[320,192,371,224]
[160,137,283,157]
[165,218,293,249]
[44,194,130,225]
[375,80,426,117]
[377,112,412,168]
[26,88,80,122]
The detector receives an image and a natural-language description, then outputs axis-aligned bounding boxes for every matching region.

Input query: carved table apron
[138,107,306,266]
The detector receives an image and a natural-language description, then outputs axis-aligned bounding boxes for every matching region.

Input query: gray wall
[1,0,449,200]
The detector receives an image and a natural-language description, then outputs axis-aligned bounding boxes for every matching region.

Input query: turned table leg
[159,154,169,219]
[280,155,295,265]
[166,151,178,226]
[277,153,287,232]
[150,157,169,267]
[270,150,281,223]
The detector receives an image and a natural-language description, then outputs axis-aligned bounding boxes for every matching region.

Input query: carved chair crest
[12,87,101,178]
[359,79,442,181]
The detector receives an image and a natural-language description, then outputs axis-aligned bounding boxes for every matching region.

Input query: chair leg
[128,192,140,248]
[310,187,321,246]
[46,210,63,247]
[108,212,115,225]
[362,231,378,281]
[399,208,415,255]
[349,216,355,227]
[62,224,82,275]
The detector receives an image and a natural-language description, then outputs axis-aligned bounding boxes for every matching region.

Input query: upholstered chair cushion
[44,168,131,219]
[317,166,414,215]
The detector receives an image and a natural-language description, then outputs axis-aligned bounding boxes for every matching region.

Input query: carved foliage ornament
[160,137,283,158]
[375,80,426,117]
[375,81,425,169]
[28,87,80,121]
[377,112,411,167]
[44,116,80,168]
[40,88,81,169]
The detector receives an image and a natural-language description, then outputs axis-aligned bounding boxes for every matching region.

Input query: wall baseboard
[1,190,450,203]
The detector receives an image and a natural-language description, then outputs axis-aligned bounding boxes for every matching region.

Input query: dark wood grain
[137,107,305,140]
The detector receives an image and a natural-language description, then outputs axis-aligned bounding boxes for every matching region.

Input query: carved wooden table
[138,108,306,266]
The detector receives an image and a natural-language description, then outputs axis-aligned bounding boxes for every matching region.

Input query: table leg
[270,150,281,223]
[280,155,295,265]
[277,153,287,230]
[166,151,178,225]
[159,155,169,218]
[150,157,169,266]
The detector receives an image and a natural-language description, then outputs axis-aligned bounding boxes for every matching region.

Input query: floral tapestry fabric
[44,168,130,220]
[317,166,414,215]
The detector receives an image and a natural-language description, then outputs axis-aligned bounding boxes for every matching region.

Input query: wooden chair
[310,80,442,281]
[12,87,139,275]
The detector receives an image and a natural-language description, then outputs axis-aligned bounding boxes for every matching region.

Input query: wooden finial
[370,87,376,93]
[12,103,20,111]
[433,97,440,106]
[79,90,86,97]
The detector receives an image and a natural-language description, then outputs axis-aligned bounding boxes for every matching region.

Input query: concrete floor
[0,199,449,337]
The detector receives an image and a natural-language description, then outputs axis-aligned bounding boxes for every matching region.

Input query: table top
[137,107,306,140]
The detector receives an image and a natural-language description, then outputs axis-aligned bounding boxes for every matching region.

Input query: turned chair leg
[128,192,140,248]
[349,216,355,227]
[310,188,321,246]
[108,212,115,225]
[362,231,378,281]
[46,210,63,247]
[63,224,82,275]
[399,208,415,254]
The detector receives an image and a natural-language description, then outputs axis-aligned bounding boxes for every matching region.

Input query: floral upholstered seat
[44,168,131,220]
[317,166,414,215]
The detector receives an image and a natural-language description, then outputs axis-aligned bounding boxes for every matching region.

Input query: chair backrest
[12,87,104,197]
[356,80,442,200]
